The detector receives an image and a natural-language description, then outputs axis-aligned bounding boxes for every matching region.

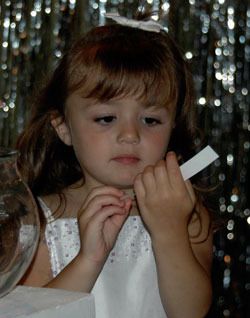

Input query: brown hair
[16,23,199,198]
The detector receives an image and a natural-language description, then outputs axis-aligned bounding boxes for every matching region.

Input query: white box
[0,286,95,318]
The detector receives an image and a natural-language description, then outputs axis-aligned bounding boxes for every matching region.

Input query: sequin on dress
[38,198,167,318]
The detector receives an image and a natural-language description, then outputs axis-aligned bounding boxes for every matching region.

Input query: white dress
[39,198,167,318]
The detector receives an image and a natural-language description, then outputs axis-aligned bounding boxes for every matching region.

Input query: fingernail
[167,151,175,156]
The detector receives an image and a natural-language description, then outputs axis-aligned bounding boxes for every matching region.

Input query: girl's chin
[108,180,135,191]
[98,176,136,189]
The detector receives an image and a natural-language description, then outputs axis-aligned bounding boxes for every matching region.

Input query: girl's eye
[94,116,116,125]
[142,117,162,126]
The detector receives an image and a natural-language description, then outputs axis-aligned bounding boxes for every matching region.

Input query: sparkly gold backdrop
[0,0,249,317]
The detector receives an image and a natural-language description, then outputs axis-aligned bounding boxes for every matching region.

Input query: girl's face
[54,94,175,190]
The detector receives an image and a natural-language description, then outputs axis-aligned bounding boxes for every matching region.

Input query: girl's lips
[112,155,140,165]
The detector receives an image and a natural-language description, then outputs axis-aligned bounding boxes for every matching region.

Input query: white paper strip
[180,145,219,180]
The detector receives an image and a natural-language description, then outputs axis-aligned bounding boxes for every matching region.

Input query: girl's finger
[81,186,124,210]
[140,165,157,194]
[134,173,146,200]
[166,152,186,191]
[154,159,170,188]
[89,205,128,230]
[79,194,126,220]
[185,180,196,205]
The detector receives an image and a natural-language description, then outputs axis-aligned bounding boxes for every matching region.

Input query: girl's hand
[134,152,196,241]
[77,186,132,266]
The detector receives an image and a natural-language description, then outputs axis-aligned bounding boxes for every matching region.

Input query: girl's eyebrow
[75,96,109,109]
[143,104,170,113]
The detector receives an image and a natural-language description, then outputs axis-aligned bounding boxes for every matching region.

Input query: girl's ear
[51,116,72,146]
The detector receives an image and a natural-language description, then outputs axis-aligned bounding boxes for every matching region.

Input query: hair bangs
[66,30,180,110]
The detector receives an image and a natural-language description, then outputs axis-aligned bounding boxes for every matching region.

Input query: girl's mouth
[112,155,140,165]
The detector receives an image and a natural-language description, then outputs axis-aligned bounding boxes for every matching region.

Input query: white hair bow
[104,13,165,33]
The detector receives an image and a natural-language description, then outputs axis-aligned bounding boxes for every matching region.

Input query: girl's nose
[117,122,140,145]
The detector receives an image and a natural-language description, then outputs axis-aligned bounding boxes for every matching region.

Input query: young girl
[16,13,213,318]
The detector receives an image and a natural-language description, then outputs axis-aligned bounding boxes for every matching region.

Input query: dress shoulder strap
[37,197,55,223]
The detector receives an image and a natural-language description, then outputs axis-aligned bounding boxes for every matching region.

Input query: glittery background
[0,1,249,317]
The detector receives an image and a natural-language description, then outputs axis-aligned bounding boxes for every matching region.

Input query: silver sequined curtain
[0,0,249,317]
